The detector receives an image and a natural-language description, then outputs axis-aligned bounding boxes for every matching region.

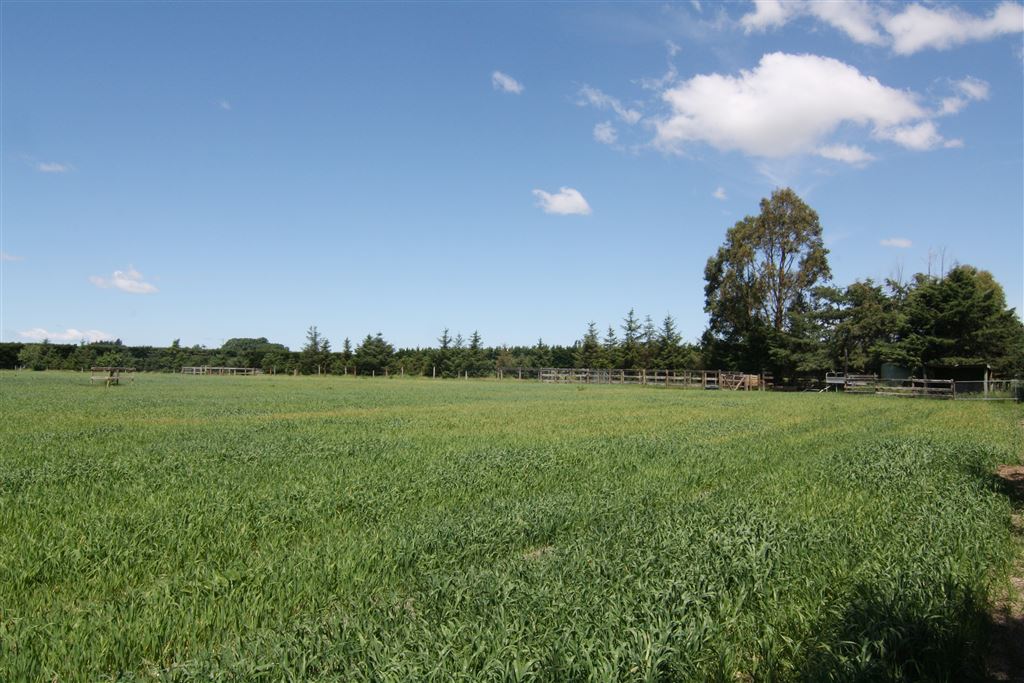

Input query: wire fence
[951,379,1022,401]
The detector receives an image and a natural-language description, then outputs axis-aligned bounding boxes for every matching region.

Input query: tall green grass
[0,372,1020,681]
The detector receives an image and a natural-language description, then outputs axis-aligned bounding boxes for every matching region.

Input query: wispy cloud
[1,251,23,262]
[712,186,727,200]
[817,144,876,165]
[218,98,232,110]
[738,0,1023,55]
[577,85,642,125]
[593,121,618,145]
[886,2,1024,55]
[35,161,73,173]
[89,267,158,294]
[881,237,913,248]
[874,121,947,151]
[938,77,990,116]
[492,71,524,94]
[18,328,113,343]
[532,187,592,216]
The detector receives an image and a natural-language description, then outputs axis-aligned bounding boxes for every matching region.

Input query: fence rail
[535,368,768,390]
[181,366,262,376]
[825,374,1021,400]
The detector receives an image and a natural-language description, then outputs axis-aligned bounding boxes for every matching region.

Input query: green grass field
[1,372,1021,681]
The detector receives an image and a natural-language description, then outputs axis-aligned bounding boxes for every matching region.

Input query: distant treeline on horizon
[6,189,1023,381]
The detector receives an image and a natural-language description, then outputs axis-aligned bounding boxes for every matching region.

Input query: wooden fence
[825,373,956,399]
[181,366,262,375]
[537,368,769,390]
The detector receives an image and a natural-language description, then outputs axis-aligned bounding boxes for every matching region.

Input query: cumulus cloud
[593,121,618,145]
[1,251,23,262]
[18,328,113,343]
[577,85,642,125]
[712,186,727,200]
[885,2,1024,55]
[654,52,966,158]
[492,71,524,94]
[817,144,876,165]
[532,187,592,215]
[739,0,1023,54]
[89,267,158,294]
[35,162,73,173]
[881,237,913,248]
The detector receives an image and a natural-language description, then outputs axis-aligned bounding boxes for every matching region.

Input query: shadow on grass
[791,466,1023,682]
[797,584,990,682]
[985,465,1024,683]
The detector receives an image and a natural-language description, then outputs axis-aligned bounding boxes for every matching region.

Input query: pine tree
[620,309,642,369]
[531,338,553,368]
[657,314,683,369]
[602,325,619,368]
[467,330,488,376]
[300,325,323,374]
[641,314,658,368]
[434,328,453,377]
[575,322,602,368]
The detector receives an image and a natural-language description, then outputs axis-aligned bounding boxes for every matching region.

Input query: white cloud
[938,77,991,115]
[654,53,931,158]
[885,2,1024,55]
[817,144,876,164]
[807,0,886,45]
[18,328,113,343]
[1,251,23,262]
[712,186,727,200]
[881,237,913,248]
[218,99,232,110]
[738,0,1023,54]
[740,0,791,31]
[532,187,592,215]
[492,71,524,94]
[36,162,73,173]
[689,1,701,13]
[593,121,618,145]
[874,121,946,151]
[578,85,642,125]
[667,40,682,56]
[89,267,158,294]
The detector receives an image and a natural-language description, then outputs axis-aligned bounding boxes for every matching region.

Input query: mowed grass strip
[0,371,1021,681]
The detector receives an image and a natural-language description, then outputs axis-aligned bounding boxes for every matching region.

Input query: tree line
[4,188,1021,381]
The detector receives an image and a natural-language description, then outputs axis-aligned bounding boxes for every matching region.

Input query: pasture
[1,371,1021,681]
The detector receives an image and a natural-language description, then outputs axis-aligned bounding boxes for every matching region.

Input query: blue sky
[2,1,1022,350]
